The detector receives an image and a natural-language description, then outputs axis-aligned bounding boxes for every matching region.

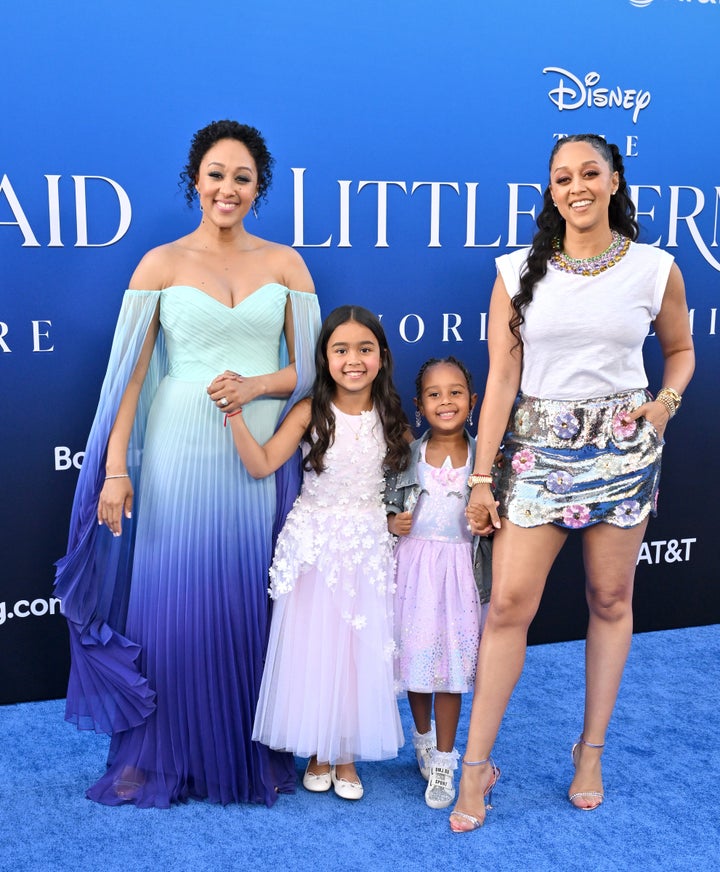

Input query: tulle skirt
[394,537,481,694]
[253,563,403,765]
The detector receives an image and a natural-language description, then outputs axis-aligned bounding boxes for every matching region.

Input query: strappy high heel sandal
[448,757,501,833]
[568,736,605,810]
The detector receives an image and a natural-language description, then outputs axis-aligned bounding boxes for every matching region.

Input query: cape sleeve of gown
[272,290,321,544]
[54,288,320,736]
[54,290,165,734]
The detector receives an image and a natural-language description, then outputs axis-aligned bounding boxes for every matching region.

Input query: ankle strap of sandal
[462,756,493,766]
[579,737,605,749]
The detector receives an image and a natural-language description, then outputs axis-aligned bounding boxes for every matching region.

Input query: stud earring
[415,409,422,428]
[552,200,557,207]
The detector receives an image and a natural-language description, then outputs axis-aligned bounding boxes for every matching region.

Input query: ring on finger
[219,397,229,407]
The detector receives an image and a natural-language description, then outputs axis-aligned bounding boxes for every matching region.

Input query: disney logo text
[543,67,651,124]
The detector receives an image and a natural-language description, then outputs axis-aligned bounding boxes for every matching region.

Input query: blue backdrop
[1,0,717,703]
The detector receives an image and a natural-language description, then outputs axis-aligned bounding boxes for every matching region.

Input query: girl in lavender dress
[385,357,490,810]
[227,305,410,801]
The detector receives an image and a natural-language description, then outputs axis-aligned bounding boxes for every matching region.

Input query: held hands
[207,371,258,412]
[466,486,501,536]
[388,511,413,537]
[97,476,133,537]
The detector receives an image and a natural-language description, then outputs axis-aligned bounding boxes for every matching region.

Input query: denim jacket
[384,429,492,605]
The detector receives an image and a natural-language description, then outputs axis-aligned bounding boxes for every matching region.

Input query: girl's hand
[627,401,670,440]
[466,486,500,535]
[388,511,413,537]
[207,371,259,412]
[97,477,133,537]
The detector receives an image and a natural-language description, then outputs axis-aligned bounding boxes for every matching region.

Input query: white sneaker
[424,748,459,809]
[411,722,436,781]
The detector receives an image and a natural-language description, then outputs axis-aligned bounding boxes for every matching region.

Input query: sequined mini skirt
[496,389,663,529]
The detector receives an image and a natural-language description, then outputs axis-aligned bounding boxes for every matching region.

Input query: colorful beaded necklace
[550,230,631,276]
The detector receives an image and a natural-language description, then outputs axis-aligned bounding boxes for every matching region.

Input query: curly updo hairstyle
[179,120,275,211]
[510,134,639,344]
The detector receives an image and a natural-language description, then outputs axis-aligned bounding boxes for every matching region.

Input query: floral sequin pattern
[562,504,591,528]
[612,499,642,527]
[511,448,536,473]
[545,470,574,494]
[611,411,638,442]
[496,389,663,531]
[552,411,580,440]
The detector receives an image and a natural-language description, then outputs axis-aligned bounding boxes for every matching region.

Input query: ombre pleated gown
[58,284,319,808]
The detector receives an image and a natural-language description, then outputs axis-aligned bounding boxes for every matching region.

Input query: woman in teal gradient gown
[55,121,320,807]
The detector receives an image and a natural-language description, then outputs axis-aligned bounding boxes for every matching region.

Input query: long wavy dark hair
[510,134,639,344]
[304,306,410,474]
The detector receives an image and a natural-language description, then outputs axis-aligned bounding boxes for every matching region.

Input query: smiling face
[417,362,475,435]
[325,320,383,402]
[549,140,619,235]
[195,138,259,228]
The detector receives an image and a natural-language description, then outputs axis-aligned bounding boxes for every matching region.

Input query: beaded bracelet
[656,394,677,419]
[655,387,682,419]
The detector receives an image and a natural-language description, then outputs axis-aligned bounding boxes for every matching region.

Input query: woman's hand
[627,400,670,440]
[466,485,500,535]
[388,511,413,537]
[97,477,133,536]
[207,371,260,412]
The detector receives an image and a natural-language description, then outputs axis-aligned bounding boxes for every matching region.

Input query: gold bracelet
[656,387,682,418]
[656,395,676,419]
[467,473,493,487]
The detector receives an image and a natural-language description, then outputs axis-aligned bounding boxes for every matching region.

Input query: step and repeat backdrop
[2,0,718,704]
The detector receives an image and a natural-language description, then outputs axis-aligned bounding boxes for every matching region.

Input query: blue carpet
[2,625,718,872]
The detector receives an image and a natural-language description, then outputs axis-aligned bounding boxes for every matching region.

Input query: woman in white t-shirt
[450,134,695,832]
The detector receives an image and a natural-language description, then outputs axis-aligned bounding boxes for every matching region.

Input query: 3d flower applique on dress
[563,504,591,528]
[546,470,574,494]
[612,499,642,527]
[611,411,638,442]
[511,448,536,474]
[552,411,580,440]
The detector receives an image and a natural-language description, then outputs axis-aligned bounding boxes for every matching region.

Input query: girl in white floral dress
[227,305,410,801]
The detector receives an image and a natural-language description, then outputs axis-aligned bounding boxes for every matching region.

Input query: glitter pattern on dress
[393,448,480,694]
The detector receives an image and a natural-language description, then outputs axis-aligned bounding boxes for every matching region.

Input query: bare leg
[408,690,433,735]
[434,693,462,752]
[568,519,647,808]
[450,521,567,831]
[307,755,331,776]
[335,762,359,781]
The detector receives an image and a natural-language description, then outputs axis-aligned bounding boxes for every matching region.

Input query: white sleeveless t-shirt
[496,241,674,400]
